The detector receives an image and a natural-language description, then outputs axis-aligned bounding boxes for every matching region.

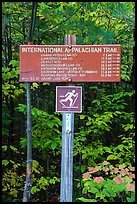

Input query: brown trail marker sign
[20,44,121,83]
[20,34,121,202]
[56,86,82,113]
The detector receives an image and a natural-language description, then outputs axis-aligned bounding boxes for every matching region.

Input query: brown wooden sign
[20,45,121,82]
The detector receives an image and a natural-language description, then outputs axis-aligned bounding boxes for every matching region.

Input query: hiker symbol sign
[56,86,82,113]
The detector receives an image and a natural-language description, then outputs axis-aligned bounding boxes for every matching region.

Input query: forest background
[2,2,135,202]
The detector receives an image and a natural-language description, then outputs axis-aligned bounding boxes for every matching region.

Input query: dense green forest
[2,2,135,202]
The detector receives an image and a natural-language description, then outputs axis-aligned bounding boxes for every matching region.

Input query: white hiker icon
[60,90,78,108]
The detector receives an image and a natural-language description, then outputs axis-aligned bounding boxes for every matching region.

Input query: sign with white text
[56,86,82,113]
[20,45,121,82]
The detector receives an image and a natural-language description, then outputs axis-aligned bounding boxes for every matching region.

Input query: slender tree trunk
[45,152,49,202]
[6,15,15,154]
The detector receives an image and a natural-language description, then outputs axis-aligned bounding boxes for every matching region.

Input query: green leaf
[20,138,27,148]
[124,175,132,183]
[10,160,15,164]
[107,155,117,160]
[2,145,8,151]
[3,89,9,95]
[32,82,39,88]
[2,74,10,80]
[81,165,86,173]
[39,176,49,186]
[49,178,55,184]
[114,111,122,115]
[48,121,55,128]
[127,191,135,202]
[78,197,97,202]
[127,197,135,202]
[82,186,89,194]
[42,82,50,86]
[102,189,112,197]
[2,127,9,136]
[10,145,18,152]
[16,104,27,113]
[2,186,8,191]
[9,60,19,67]
[13,163,20,169]
[80,115,86,119]
[86,121,91,126]
[14,89,21,96]
[2,160,9,166]
[10,70,18,78]
[114,183,126,193]
[103,147,112,153]
[31,186,40,194]
[10,189,18,197]
[88,187,99,194]
[95,192,105,199]
[33,160,39,167]
[43,141,52,148]
[92,99,100,106]
[51,141,57,150]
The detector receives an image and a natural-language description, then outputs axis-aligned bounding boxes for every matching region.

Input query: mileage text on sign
[20,45,121,82]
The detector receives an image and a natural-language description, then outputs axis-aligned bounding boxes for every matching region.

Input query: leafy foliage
[77,161,135,202]
[2,2,135,202]
[16,104,62,151]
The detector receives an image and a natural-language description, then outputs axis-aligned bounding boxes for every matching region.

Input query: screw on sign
[56,86,82,113]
